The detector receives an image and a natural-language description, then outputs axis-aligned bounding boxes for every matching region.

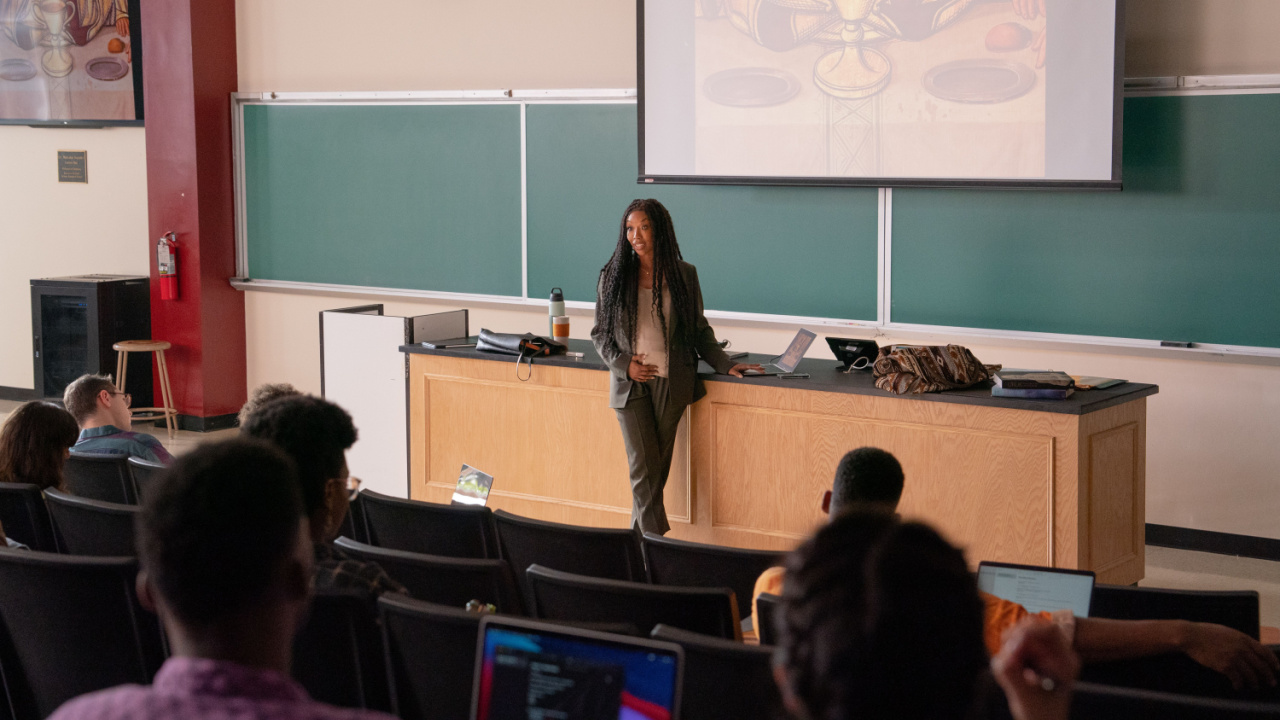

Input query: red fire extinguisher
[157,232,178,300]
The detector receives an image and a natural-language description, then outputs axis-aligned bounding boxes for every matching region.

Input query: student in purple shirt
[47,438,395,720]
[63,374,173,464]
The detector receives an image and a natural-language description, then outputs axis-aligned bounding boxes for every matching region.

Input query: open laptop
[740,328,817,377]
[976,561,1096,617]
[472,615,683,720]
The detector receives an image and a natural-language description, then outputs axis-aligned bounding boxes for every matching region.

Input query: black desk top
[402,339,1159,416]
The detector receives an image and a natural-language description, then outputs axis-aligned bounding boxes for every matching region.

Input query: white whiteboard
[321,311,409,498]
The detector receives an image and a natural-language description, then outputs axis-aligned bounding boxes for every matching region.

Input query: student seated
[756,446,1280,691]
[47,439,396,720]
[242,395,406,596]
[774,509,1080,720]
[237,382,301,427]
[0,400,80,548]
[63,374,172,464]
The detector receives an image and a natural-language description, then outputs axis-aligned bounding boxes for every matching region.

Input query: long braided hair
[595,199,698,356]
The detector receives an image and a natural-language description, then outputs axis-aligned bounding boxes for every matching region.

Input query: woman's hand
[728,363,765,378]
[628,354,660,382]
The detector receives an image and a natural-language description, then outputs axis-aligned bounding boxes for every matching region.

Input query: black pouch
[475,329,565,380]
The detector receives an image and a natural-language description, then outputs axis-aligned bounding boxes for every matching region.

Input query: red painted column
[141,0,245,428]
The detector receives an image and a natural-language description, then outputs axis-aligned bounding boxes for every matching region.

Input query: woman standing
[592,199,761,535]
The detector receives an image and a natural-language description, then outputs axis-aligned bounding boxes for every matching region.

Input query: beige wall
[0,127,150,390]
[1126,0,1280,77]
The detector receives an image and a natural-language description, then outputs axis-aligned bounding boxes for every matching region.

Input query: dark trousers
[614,377,684,535]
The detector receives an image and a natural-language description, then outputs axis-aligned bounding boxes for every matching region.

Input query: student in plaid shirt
[242,395,406,597]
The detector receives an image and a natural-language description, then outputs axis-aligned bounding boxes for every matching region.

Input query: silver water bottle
[548,287,565,335]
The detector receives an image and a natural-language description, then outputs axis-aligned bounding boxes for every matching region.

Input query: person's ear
[97,388,113,408]
[135,570,158,613]
[821,490,832,514]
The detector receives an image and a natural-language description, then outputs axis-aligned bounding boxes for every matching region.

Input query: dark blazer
[592,261,735,410]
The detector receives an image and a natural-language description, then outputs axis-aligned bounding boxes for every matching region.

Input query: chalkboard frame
[230,83,1280,361]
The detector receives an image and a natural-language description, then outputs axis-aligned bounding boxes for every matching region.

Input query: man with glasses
[63,373,173,464]
[241,395,406,597]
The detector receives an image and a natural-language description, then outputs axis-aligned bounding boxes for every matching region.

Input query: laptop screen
[472,617,683,720]
[977,562,1095,617]
[776,329,817,373]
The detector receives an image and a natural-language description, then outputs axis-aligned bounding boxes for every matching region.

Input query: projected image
[694,0,1048,179]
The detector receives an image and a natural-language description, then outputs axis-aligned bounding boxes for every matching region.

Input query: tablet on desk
[977,561,1095,617]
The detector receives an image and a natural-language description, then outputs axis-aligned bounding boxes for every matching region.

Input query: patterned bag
[872,345,1001,395]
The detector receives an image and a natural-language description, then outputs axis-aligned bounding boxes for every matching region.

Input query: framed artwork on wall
[0,0,143,126]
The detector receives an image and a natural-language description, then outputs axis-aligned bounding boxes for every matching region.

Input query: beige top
[634,286,672,378]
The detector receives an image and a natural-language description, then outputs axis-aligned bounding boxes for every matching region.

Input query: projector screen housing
[638,0,1124,189]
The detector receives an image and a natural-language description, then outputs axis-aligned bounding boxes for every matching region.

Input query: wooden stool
[113,340,178,438]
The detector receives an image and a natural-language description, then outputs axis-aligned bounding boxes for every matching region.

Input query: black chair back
[1091,584,1260,637]
[755,592,782,646]
[291,587,391,712]
[125,457,166,503]
[0,550,165,719]
[378,593,482,720]
[0,484,57,553]
[338,493,369,545]
[493,510,645,592]
[642,532,780,621]
[526,564,740,640]
[64,452,137,505]
[43,489,138,557]
[360,490,498,559]
[650,624,779,720]
[334,537,523,614]
[1071,681,1280,719]
[1084,585,1268,700]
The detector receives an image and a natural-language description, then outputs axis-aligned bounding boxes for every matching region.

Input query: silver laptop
[471,615,683,720]
[977,561,1095,617]
[740,329,817,377]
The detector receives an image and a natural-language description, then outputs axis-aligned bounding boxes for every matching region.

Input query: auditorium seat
[0,483,58,552]
[493,510,646,593]
[0,551,165,719]
[333,537,523,614]
[755,592,782,646]
[1091,584,1260,638]
[378,593,481,720]
[291,587,390,712]
[125,457,166,503]
[526,564,740,640]
[650,624,779,720]
[1071,681,1280,719]
[641,532,780,621]
[63,452,137,505]
[360,490,498,558]
[339,493,369,545]
[43,489,138,557]
[1084,585,1272,700]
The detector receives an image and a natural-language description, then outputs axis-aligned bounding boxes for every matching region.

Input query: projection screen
[639,0,1124,188]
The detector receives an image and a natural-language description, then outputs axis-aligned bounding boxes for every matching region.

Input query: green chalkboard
[243,104,523,296]
[890,94,1280,349]
[525,104,880,320]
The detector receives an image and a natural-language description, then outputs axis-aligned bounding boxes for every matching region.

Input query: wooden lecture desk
[403,339,1158,585]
